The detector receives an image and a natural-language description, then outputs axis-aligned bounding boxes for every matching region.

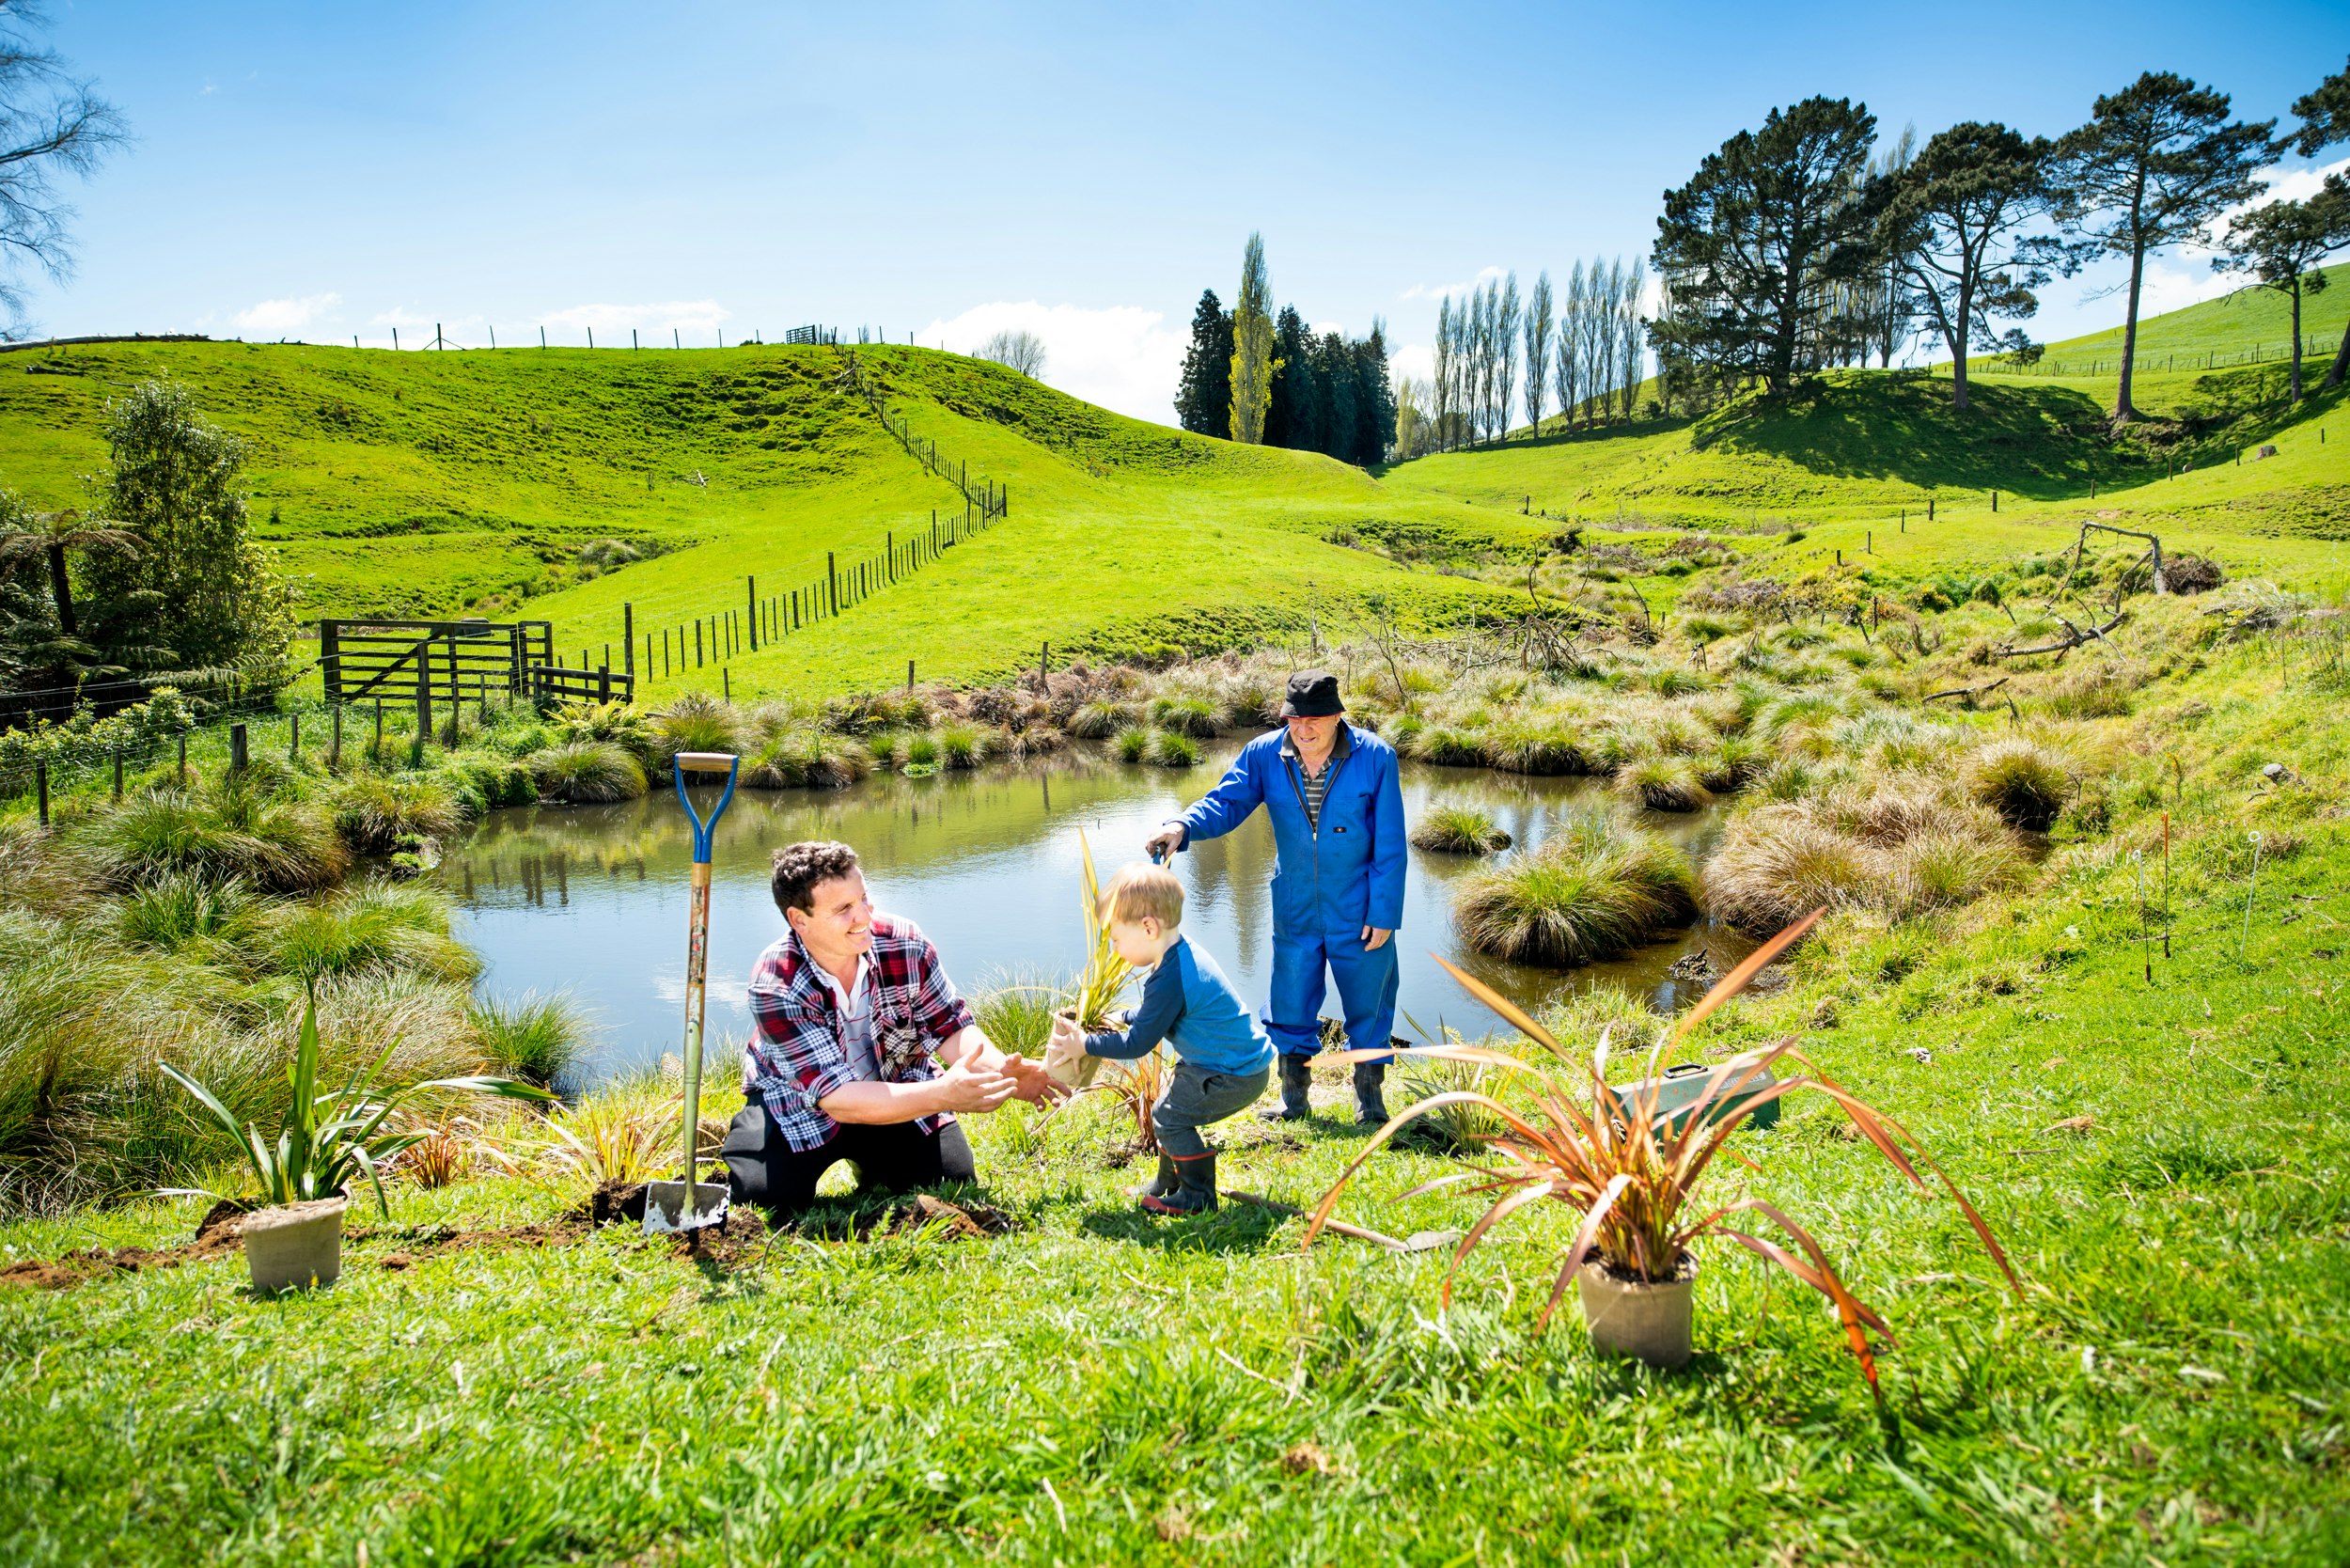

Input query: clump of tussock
[1613,754,1713,813]
[467,992,590,1089]
[1452,810,1697,967]
[1065,698,1137,739]
[530,740,649,804]
[258,880,479,985]
[71,778,350,894]
[1410,804,1512,855]
[1149,729,1201,768]
[1115,726,1152,763]
[937,722,989,770]
[650,690,742,768]
[1697,736,1768,794]
[1966,737,2076,831]
[1703,779,2029,933]
[742,726,870,790]
[332,770,466,854]
[1481,713,1587,776]
[1150,693,1220,738]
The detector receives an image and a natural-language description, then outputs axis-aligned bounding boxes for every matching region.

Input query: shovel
[1227,1190,1460,1254]
[645,751,739,1236]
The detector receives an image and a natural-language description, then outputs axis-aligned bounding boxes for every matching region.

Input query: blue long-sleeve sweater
[1084,935,1275,1076]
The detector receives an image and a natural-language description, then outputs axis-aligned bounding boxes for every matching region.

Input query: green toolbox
[1604,1056,1782,1137]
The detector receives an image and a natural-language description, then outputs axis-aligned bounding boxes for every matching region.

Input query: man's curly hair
[771,840,861,916]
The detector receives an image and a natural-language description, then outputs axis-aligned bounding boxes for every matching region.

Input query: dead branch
[1922,677,2011,705]
[1993,611,2127,659]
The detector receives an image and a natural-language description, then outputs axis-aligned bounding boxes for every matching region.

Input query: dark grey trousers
[1152,1059,1273,1159]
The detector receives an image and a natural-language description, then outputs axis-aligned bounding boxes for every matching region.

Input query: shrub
[1149,729,1201,768]
[1453,811,1696,966]
[333,771,465,854]
[1115,726,1152,762]
[1966,738,2075,830]
[530,741,649,805]
[1066,698,1136,739]
[1411,805,1512,855]
[1614,755,1712,813]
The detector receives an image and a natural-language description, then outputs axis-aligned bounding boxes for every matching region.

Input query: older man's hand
[935,1052,1018,1113]
[1144,822,1185,861]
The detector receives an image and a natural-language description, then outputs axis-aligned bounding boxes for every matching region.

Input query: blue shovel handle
[673,752,739,863]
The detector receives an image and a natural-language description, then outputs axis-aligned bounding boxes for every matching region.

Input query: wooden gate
[319,619,554,707]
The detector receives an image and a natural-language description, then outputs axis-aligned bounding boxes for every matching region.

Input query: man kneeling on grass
[723,839,1058,1218]
[1049,861,1274,1215]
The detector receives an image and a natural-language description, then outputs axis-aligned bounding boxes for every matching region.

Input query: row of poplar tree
[1172,233,1398,466]
[1395,259,1650,459]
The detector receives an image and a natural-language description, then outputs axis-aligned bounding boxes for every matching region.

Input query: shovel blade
[641,1181,731,1235]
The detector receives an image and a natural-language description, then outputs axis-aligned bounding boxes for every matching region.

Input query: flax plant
[1306,912,2020,1393]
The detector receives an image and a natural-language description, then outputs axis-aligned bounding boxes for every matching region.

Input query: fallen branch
[1922,677,2011,705]
[1994,611,2127,659]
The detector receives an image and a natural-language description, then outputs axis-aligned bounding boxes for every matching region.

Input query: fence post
[599,665,612,702]
[908,659,916,692]
[792,589,800,630]
[178,733,187,783]
[35,760,46,826]
[230,723,249,776]
[887,532,895,585]
[723,668,731,703]
[624,603,634,680]
[374,698,384,758]
[113,747,123,800]
[1039,641,1050,691]
[829,553,838,617]
[290,713,301,760]
[321,619,342,704]
[747,577,759,652]
[696,619,704,667]
[331,703,343,770]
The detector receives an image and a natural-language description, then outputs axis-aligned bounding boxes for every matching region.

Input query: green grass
[1955,260,2350,377]
[7,626,2348,1560]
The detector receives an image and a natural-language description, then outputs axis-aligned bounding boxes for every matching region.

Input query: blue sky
[16,0,2348,421]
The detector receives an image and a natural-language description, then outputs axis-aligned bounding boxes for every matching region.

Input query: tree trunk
[1950,272,1973,412]
[45,541,75,635]
[2289,280,2304,403]
[2115,242,2146,421]
[2326,313,2350,391]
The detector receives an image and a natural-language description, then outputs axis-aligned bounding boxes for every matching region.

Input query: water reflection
[440,742,1747,1086]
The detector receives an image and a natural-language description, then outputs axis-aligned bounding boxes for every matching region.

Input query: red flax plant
[1305,911,2021,1391]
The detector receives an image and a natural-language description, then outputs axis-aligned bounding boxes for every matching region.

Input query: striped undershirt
[1298,758,1332,825]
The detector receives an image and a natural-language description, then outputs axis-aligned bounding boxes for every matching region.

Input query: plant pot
[1046,1008,1104,1091]
[240,1196,348,1292]
[1576,1251,1698,1369]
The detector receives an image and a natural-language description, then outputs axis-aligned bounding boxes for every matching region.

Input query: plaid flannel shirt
[742,913,978,1152]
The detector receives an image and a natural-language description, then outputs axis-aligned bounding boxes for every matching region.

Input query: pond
[437,741,1749,1087]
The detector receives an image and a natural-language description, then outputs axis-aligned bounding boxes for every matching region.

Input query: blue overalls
[1172,723,1407,1059]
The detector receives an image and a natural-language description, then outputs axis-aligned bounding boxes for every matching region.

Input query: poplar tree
[1618,260,1648,417]
[1432,297,1456,450]
[1523,270,1553,435]
[1555,262,1585,430]
[1496,272,1521,440]
[2050,72,2275,421]
[1174,290,1233,435]
[1229,232,1276,444]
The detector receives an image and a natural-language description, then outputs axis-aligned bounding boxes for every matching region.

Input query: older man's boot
[1258,1055,1313,1121]
[1353,1060,1390,1127]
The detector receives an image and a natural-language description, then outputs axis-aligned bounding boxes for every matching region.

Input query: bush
[530,741,649,805]
[1613,754,1712,812]
[1411,805,1512,855]
[1452,811,1696,966]
[334,771,465,854]
[1966,738,2076,830]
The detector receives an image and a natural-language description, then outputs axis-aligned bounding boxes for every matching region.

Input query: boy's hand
[1047,1012,1087,1062]
[998,1052,1066,1105]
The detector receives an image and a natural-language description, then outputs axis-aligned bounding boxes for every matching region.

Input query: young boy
[1051,860,1275,1215]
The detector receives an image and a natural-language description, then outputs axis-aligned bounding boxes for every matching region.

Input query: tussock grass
[1613,754,1712,813]
[530,740,650,805]
[1453,811,1697,966]
[71,778,350,893]
[468,993,591,1090]
[1967,736,2077,830]
[1410,804,1512,855]
[332,771,466,854]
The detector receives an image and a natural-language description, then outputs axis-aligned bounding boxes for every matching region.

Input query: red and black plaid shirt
[742,913,977,1152]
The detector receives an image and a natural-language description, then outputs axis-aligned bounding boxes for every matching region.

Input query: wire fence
[1959,331,2338,381]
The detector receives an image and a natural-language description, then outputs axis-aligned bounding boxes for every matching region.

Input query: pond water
[437,741,1749,1087]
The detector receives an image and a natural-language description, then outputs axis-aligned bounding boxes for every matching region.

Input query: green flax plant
[1308,912,2020,1394]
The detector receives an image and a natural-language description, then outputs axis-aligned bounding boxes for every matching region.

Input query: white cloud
[1387,341,1434,387]
[1399,266,1506,303]
[231,291,340,335]
[917,301,1187,424]
[541,299,732,341]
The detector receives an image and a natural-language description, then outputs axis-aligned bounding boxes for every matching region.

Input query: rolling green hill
[1958,259,2350,376]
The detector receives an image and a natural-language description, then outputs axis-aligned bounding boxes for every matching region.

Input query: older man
[721,839,1057,1216]
[1144,669,1407,1125]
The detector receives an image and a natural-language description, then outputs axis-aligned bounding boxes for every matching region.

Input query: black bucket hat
[1279,669,1345,718]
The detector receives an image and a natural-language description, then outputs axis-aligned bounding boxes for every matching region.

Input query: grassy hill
[1956,260,2350,376]
[0,339,1538,695]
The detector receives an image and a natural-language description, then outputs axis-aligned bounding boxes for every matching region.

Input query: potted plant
[164,984,552,1292]
[1306,911,2019,1386]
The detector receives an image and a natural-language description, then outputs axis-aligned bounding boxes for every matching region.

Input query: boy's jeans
[1152,1058,1273,1159]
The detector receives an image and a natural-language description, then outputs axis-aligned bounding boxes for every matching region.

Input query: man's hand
[998,1051,1067,1105]
[935,1051,1017,1113]
[1361,926,1394,951]
[1144,821,1185,861]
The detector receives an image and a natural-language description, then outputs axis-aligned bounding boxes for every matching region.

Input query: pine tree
[1174,290,1232,435]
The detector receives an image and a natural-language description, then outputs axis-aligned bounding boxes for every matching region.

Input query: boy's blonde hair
[1100,860,1184,929]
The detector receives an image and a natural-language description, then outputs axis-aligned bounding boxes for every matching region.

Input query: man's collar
[1279,723,1355,763]
[785,923,872,1004]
